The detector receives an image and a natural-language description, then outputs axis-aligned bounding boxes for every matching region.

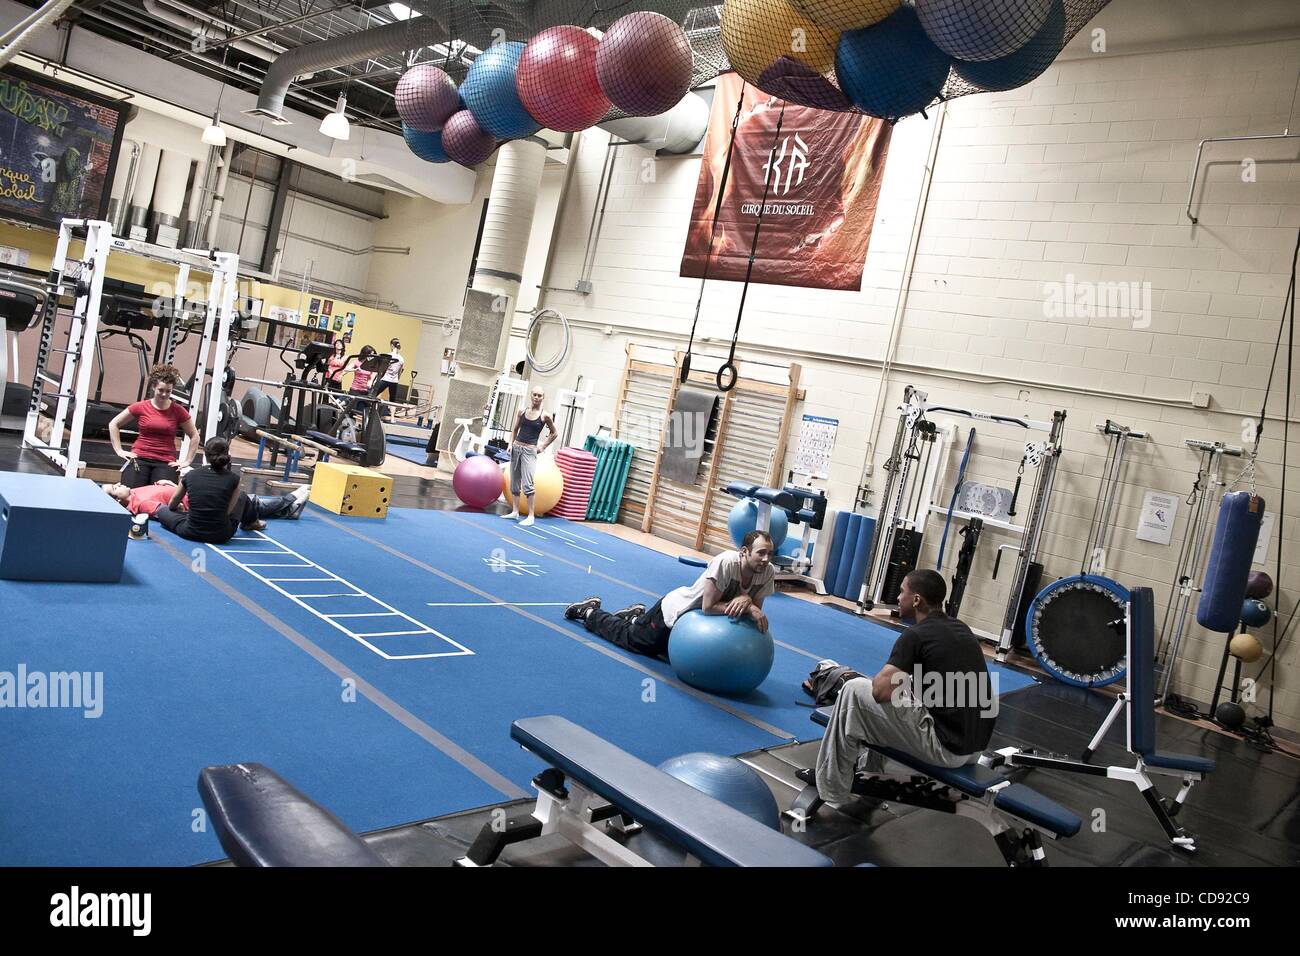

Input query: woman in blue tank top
[503,385,557,526]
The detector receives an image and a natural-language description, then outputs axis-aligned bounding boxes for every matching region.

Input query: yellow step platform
[309,462,392,518]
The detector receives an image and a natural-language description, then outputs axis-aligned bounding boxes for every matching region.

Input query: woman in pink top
[346,345,379,397]
[325,340,348,390]
[107,363,201,489]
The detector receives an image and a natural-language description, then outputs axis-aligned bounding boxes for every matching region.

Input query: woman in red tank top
[108,363,202,489]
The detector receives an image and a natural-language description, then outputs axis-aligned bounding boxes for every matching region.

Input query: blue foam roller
[1196,491,1265,633]
[0,473,131,582]
[844,515,877,602]
[832,513,861,598]
[822,510,851,595]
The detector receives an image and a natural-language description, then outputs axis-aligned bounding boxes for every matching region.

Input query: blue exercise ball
[668,610,775,695]
[727,498,789,549]
[658,753,781,829]
[402,124,449,163]
[836,5,952,122]
[1241,598,1272,628]
[460,41,541,141]
[951,0,1066,92]
[916,0,1053,62]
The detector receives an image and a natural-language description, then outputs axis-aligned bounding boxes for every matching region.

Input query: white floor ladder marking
[207,532,473,661]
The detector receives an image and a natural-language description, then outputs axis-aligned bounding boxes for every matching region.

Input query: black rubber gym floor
[4,434,1297,867]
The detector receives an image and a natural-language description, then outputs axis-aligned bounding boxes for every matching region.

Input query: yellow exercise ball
[720,0,839,86]
[788,0,899,32]
[1229,633,1263,663]
[501,456,565,516]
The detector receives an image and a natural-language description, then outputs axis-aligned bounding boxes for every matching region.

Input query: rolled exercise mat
[1196,491,1266,633]
[810,507,838,586]
[832,513,864,599]
[553,447,598,520]
[583,436,634,522]
[822,510,851,598]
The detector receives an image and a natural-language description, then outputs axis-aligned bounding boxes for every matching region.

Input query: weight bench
[460,716,834,867]
[983,587,1214,851]
[789,707,1081,867]
[198,763,389,867]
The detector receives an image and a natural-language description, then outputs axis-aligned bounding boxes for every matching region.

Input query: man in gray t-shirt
[565,531,776,659]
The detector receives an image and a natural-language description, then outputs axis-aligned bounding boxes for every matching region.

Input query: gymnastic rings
[525,308,570,375]
[716,362,737,392]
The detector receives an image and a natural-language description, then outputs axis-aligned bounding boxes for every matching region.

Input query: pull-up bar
[919,403,1054,432]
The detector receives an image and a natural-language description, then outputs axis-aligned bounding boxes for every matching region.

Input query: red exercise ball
[596,11,693,117]
[442,110,497,167]
[517,26,610,132]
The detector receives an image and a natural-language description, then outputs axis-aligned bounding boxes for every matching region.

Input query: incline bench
[459,716,834,867]
[789,708,1082,867]
[198,717,834,867]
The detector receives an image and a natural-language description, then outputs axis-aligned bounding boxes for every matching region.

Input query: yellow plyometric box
[310,462,392,518]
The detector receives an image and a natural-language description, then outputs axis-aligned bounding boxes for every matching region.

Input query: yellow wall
[0,220,422,383]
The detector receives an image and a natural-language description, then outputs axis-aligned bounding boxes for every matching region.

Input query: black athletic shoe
[795,767,817,787]
[565,597,601,621]
[614,603,646,621]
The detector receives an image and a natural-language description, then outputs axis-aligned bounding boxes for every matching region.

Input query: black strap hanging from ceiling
[716,101,786,393]
[681,81,746,385]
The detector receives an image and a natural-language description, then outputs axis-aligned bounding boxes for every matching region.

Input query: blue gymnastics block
[0,473,131,582]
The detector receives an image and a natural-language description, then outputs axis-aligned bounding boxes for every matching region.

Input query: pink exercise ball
[395,64,460,132]
[453,455,504,509]
[596,11,694,117]
[517,26,611,132]
[442,110,497,167]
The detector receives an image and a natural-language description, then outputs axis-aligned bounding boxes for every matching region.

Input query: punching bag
[1196,491,1265,633]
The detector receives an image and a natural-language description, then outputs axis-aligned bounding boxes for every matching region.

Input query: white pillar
[151,151,192,248]
[128,143,161,241]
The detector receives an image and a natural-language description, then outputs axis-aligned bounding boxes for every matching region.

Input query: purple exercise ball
[442,109,497,168]
[395,64,461,132]
[1246,570,1274,600]
[453,455,504,509]
[596,11,693,117]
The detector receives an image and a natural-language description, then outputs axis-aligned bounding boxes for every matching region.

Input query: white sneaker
[519,514,535,527]
[288,485,311,519]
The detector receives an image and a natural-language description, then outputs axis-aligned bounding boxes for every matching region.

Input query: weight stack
[880,529,923,606]
[552,447,597,520]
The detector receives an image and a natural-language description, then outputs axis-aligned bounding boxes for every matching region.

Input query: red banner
[680,73,891,292]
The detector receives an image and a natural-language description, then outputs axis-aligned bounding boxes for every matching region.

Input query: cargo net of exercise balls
[395,0,1110,168]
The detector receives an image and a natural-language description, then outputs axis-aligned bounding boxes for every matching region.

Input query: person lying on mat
[501,385,558,527]
[107,362,202,489]
[103,478,308,526]
[152,437,310,543]
[797,569,996,810]
[564,531,775,659]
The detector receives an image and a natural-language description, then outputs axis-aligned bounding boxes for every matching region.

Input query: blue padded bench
[793,707,1081,866]
[198,763,389,867]
[0,473,130,582]
[459,716,835,867]
[304,429,367,461]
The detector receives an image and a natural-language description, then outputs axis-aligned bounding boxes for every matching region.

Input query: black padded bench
[198,763,389,867]
[460,715,835,867]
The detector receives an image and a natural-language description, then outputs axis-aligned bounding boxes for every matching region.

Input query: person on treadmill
[107,363,202,489]
[798,570,996,808]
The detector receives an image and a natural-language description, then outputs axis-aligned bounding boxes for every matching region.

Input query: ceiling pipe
[141,0,281,62]
[0,0,78,68]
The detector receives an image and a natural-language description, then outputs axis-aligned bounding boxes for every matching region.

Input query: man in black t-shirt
[803,570,997,806]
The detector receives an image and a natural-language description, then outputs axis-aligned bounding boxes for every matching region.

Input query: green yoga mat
[583,436,635,522]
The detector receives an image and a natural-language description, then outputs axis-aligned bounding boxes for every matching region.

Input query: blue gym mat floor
[1,498,1039,866]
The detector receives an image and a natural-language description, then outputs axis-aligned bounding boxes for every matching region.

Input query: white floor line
[500,538,544,556]
[207,532,473,661]
[561,539,615,563]
[425,601,569,607]
[535,524,602,546]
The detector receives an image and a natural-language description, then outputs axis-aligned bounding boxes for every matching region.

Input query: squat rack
[22,218,240,477]
[858,385,1067,661]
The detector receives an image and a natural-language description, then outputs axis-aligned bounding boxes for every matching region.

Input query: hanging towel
[659,387,718,485]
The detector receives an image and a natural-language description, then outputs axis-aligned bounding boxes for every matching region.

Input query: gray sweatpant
[814,677,980,805]
[510,443,537,497]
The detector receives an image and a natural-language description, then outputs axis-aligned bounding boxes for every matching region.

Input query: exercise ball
[789,0,899,32]
[1246,570,1274,599]
[502,456,565,516]
[395,64,460,132]
[442,110,497,168]
[658,753,781,829]
[952,0,1066,92]
[402,124,449,163]
[720,0,839,91]
[668,610,775,695]
[595,11,693,117]
[836,5,952,121]
[1215,701,1246,731]
[453,455,504,509]
[758,57,854,111]
[1241,598,1272,628]
[778,536,811,560]
[727,498,789,549]
[460,41,541,140]
[1229,632,1263,664]
[517,26,610,132]
[915,0,1053,62]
